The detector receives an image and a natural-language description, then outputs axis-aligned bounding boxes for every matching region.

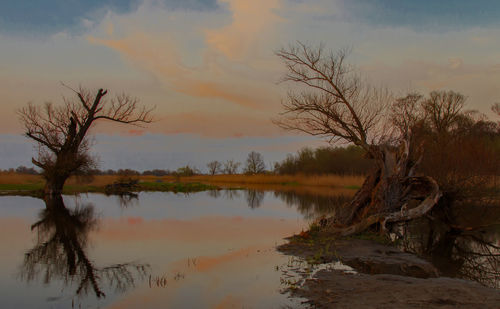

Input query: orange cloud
[205,0,283,61]
[88,31,276,110]
[127,129,145,136]
[155,111,283,137]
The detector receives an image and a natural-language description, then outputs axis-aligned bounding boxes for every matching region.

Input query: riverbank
[277,228,500,308]
[0,173,363,196]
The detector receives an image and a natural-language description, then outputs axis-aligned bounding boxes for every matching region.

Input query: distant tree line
[1,165,40,174]
[273,145,373,175]
[2,153,265,177]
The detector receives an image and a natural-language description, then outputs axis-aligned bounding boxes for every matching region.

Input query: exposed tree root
[324,176,441,237]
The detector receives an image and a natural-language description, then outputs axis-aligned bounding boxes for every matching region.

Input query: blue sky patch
[0,0,218,35]
[340,0,500,31]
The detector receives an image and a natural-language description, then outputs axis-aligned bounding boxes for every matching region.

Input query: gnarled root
[324,176,441,237]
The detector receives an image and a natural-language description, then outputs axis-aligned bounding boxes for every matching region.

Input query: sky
[1,0,500,171]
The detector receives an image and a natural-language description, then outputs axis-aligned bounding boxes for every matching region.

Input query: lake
[0,189,346,308]
[0,189,498,308]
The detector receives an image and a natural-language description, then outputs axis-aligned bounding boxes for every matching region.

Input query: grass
[0,172,364,196]
[0,183,43,191]
[183,174,364,189]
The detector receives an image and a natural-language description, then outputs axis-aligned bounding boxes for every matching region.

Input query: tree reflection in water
[115,192,139,209]
[397,217,499,288]
[245,189,265,209]
[20,195,149,298]
[273,190,352,220]
[274,189,499,288]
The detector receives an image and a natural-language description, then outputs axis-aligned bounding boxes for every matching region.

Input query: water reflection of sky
[62,191,307,221]
[0,191,310,308]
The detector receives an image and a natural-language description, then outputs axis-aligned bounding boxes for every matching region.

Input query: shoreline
[0,173,363,197]
[277,232,500,308]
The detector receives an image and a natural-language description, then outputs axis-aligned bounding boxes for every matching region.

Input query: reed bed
[181,174,364,189]
[0,172,365,192]
[0,172,43,185]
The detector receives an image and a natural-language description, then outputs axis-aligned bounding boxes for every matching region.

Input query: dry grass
[179,174,364,189]
[0,172,365,191]
[0,172,43,185]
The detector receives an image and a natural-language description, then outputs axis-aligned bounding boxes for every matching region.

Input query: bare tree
[223,159,241,175]
[390,93,425,139]
[244,151,266,174]
[493,103,500,124]
[275,43,441,235]
[422,90,466,135]
[18,86,153,195]
[207,160,222,176]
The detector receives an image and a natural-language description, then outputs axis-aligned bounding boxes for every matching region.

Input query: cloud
[0,0,138,35]
[337,0,500,32]
[360,59,500,113]
[0,1,220,35]
[2,0,500,141]
[205,0,283,61]
[87,1,283,112]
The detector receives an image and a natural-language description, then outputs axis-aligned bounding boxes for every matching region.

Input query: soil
[278,237,500,308]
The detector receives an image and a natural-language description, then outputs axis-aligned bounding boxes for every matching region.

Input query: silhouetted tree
[207,160,222,175]
[18,86,153,196]
[223,159,241,174]
[493,103,500,124]
[275,43,441,235]
[174,165,199,176]
[244,151,266,174]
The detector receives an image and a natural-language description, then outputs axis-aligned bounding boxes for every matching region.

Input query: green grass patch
[0,183,44,191]
[344,185,361,190]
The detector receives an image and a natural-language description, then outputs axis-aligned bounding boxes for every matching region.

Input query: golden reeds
[0,172,364,190]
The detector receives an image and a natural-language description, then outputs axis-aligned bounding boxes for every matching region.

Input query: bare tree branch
[274,42,390,152]
[18,85,154,195]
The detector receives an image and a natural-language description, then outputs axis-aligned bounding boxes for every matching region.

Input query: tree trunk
[41,148,79,196]
[44,176,68,196]
[325,141,441,236]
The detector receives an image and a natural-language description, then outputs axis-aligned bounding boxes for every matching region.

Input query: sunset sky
[1,0,500,171]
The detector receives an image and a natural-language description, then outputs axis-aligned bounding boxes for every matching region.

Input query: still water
[0,189,498,308]
[0,190,338,309]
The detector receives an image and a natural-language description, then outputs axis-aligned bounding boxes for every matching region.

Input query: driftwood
[325,176,441,236]
[322,139,442,237]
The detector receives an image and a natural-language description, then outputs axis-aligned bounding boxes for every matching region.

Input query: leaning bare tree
[18,86,153,196]
[275,43,441,236]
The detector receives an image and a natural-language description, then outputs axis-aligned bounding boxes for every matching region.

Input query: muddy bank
[278,238,500,308]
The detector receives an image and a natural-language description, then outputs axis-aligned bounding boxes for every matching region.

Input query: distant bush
[15,165,39,175]
[274,145,373,175]
[142,169,172,176]
[173,165,199,177]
